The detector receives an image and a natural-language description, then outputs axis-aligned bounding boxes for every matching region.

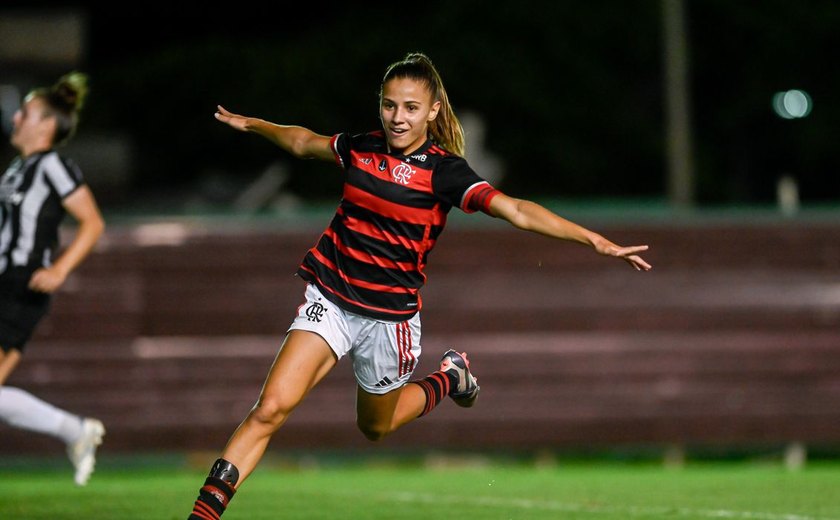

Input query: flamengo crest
[391,163,415,185]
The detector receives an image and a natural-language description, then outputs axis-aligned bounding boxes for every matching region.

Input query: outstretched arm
[488,193,652,271]
[214,105,334,161]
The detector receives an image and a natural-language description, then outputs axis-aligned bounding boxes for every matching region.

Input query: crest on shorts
[305,302,326,322]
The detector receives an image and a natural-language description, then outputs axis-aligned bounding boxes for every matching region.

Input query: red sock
[414,371,456,417]
[188,477,235,520]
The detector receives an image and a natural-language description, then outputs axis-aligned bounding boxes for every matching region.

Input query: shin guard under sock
[188,458,239,520]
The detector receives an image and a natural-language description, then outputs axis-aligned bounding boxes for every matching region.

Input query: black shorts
[0,268,51,352]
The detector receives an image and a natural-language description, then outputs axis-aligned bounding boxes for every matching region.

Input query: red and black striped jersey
[297,131,500,321]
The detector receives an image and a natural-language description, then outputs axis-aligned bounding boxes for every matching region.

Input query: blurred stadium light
[0,9,86,65]
[772,89,813,119]
[661,0,695,210]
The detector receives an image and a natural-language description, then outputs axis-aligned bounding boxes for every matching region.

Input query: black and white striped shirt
[0,150,84,275]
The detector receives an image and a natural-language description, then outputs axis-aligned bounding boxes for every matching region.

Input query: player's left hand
[594,239,652,271]
[28,266,67,293]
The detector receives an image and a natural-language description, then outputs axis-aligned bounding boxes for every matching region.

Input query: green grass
[2,456,840,519]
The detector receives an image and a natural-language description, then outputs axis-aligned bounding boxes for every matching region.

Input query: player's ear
[428,101,441,122]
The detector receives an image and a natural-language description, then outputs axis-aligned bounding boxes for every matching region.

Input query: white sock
[0,386,83,444]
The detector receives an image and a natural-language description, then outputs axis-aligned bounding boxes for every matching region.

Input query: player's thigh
[355,384,402,426]
[0,348,22,386]
[259,330,338,408]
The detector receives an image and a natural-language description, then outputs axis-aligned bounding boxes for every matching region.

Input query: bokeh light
[772,89,812,119]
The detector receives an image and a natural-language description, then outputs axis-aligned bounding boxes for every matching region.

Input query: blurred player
[187,52,651,519]
[0,72,106,486]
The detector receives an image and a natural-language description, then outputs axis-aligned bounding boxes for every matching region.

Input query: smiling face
[379,77,441,156]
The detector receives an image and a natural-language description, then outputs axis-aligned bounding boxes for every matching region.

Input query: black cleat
[440,349,480,407]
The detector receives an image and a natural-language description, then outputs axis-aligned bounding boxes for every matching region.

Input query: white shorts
[288,284,422,394]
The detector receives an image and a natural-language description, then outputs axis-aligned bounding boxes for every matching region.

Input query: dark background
[2,1,838,211]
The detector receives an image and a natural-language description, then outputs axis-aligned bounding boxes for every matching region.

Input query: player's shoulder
[57,154,81,171]
[424,144,466,173]
[31,150,75,172]
[424,142,463,164]
[346,130,388,151]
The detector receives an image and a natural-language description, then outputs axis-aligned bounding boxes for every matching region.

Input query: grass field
[2,454,840,520]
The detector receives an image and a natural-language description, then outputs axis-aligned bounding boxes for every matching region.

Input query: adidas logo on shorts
[374,376,393,388]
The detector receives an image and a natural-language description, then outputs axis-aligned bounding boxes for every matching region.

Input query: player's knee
[357,418,391,442]
[249,396,294,431]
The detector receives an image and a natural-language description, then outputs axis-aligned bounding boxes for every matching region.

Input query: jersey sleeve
[330,133,351,170]
[432,156,501,214]
[45,155,84,199]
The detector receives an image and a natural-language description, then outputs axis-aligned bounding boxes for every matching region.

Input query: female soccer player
[0,72,106,486]
[187,52,651,519]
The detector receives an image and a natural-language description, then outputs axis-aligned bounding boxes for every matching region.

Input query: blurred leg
[0,348,22,386]
[0,385,82,441]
